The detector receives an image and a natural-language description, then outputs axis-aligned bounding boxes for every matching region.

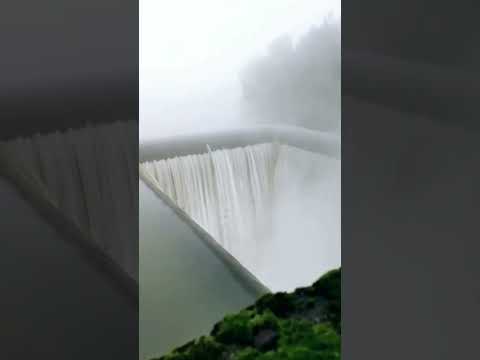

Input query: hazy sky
[140,0,340,140]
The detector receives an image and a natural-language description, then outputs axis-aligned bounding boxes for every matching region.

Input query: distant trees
[240,17,340,132]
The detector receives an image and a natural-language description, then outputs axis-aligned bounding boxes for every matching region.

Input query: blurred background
[140,0,340,140]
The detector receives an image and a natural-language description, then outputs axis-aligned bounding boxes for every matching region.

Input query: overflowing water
[140,143,277,273]
[140,142,340,291]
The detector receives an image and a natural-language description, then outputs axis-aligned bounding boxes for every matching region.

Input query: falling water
[140,143,278,273]
[140,142,341,291]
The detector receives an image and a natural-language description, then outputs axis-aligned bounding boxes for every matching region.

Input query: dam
[0,123,340,359]
[140,138,341,292]
[139,125,341,357]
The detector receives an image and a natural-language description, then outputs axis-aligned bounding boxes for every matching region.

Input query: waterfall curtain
[0,121,138,280]
[140,143,278,273]
[140,142,341,291]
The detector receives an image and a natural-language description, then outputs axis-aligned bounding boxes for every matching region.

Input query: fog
[140,1,341,291]
[140,141,340,292]
[140,0,340,140]
[263,146,340,291]
[240,19,340,132]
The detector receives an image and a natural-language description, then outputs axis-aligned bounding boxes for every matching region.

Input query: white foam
[140,142,340,291]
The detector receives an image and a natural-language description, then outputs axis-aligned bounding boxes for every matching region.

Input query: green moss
[312,269,340,297]
[214,310,255,345]
[154,268,341,360]
[154,336,225,360]
[280,321,339,352]
[233,348,262,360]
[251,310,279,334]
[312,269,341,333]
[255,292,296,317]
[188,337,225,359]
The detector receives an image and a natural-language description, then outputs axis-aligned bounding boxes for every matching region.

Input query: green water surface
[140,180,265,359]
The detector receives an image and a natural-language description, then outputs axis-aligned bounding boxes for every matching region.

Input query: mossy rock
[159,336,225,360]
[153,268,341,360]
[255,293,296,317]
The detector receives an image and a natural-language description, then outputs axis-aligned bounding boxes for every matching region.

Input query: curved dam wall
[139,125,340,162]
[140,179,267,359]
[139,126,341,294]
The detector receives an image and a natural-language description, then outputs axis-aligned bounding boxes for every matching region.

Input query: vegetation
[240,18,341,132]
[153,268,341,360]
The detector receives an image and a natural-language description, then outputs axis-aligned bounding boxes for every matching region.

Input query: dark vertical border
[343,1,480,359]
[0,1,138,359]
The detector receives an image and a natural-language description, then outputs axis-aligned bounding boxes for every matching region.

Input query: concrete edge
[139,168,271,298]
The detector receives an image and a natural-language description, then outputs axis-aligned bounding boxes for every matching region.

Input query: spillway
[140,179,266,359]
[140,143,277,274]
[140,126,341,292]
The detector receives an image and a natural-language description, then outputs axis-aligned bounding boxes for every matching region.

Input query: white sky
[140,0,341,140]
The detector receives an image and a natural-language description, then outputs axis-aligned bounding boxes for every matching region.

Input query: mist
[140,0,340,140]
[140,1,341,291]
[240,19,341,132]
[263,146,340,291]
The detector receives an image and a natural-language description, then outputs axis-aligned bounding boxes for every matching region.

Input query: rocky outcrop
[153,268,341,360]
